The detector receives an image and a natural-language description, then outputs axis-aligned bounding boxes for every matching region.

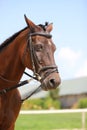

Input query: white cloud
[75,60,87,78]
[58,47,82,67]
[55,47,87,79]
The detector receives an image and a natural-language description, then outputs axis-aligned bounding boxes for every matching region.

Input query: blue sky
[0,0,87,80]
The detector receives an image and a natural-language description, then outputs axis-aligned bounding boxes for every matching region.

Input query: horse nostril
[49,79,55,87]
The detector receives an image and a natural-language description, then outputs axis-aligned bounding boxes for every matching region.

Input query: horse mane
[0,22,48,52]
[0,27,28,52]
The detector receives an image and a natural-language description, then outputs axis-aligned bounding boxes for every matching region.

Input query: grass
[15,113,87,130]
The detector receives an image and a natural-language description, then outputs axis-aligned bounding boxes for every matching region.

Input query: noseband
[27,31,58,81]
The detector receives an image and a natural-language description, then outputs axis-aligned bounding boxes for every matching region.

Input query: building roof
[59,76,87,96]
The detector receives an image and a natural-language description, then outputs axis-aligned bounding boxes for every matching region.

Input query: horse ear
[24,15,36,31]
[46,23,53,32]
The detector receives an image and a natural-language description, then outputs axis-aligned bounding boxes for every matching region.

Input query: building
[59,76,87,108]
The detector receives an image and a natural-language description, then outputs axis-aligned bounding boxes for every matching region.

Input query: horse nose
[49,78,61,88]
[49,79,55,87]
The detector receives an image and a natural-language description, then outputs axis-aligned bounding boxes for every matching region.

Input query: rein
[0,72,42,102]
[0,31,58,101]
[0,79,31,95]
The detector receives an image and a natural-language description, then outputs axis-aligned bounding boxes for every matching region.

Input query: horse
[0,15,61,130]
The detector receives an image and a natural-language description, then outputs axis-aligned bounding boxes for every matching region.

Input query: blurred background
[0,1,87,129]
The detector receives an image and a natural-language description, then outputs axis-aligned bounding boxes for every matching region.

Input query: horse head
[23,15,61,91]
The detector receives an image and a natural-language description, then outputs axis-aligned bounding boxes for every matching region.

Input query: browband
[29,32,52,38]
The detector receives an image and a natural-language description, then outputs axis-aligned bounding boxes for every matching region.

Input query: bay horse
[0,15,61,130]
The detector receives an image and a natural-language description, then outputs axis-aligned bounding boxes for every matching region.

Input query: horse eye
[40,44,43,50]
[35,44,44,51]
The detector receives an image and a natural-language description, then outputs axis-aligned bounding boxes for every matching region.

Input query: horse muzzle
[39,65,61,91]
[41,72,61,91]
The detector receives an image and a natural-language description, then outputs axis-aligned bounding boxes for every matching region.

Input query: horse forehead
[35,36,52,45]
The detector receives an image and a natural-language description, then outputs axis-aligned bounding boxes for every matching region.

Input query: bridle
[26,31,58,81]
[0,31,58,101]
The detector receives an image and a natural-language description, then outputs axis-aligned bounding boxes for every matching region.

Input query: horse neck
[0,28,30,85]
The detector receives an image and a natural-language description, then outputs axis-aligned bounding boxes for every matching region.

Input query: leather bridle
[26,31,58,81]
